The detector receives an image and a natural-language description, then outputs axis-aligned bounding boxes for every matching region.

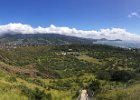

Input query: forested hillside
[0,44,140,100]
[0,34,94,47]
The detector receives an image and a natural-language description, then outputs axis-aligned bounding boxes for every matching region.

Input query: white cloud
[0,23,140,41]
[128,12,140,18]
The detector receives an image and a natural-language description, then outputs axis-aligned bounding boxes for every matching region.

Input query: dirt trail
[78,90,91,100]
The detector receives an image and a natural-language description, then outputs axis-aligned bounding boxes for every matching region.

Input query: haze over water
[95,41,140,48]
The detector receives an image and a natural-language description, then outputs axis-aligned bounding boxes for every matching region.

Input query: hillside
[0,34,94,47]
[0,44,140,99]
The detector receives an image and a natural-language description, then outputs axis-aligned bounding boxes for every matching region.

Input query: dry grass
[77,55,102,64]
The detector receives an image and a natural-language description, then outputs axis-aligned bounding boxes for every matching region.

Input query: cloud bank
[0,23,140,41]
[128,12,140,18]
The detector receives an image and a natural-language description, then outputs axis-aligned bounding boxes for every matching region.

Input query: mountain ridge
[0,33,94,47]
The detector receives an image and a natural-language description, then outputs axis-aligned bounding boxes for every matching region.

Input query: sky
[0,0,140,41]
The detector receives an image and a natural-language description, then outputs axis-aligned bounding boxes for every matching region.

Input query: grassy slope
[0,44,139,99]
[97,82,140,100]
[77,55,102,64]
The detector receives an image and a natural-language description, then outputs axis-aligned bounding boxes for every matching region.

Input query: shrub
[20,86,52,100]
[110,70,135,82]
[6,76,17,82]
[88,80,100,92]
[27,79,47,88]
[96,71,111,81]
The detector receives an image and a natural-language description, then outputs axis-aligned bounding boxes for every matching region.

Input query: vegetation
[0,44,140,99]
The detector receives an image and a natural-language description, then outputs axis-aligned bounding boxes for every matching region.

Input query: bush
[72,90,80,99]
[96,71,111,81]
[110,70,135,82]
[6,76,17,82]
[20,86,52,100]
[88,80,100,92]
[27,79,47,88]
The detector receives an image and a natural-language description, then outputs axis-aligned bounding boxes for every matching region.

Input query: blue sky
[0,0,140,35]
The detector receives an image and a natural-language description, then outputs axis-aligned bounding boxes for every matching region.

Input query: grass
[77,55,102,64]
[0,91,28,100]
[97,82,140,100]
[0,71,80,100]
[0,45,139,99]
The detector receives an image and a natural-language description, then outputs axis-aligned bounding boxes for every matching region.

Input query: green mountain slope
[0,34,94,46]
[0,44,140,99]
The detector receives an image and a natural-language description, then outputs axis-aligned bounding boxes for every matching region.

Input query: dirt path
[78,90,91,100]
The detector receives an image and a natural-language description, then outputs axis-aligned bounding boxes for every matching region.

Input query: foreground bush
[21,86,52,100]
